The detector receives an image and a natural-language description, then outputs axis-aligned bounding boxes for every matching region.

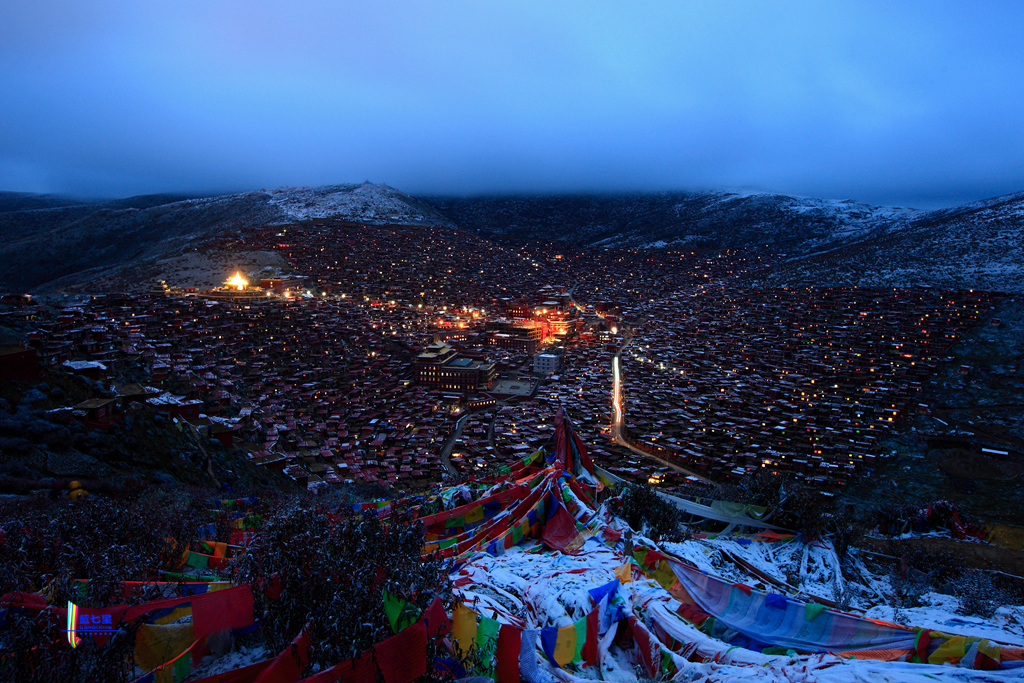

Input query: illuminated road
[440,412,470,477]
[610,326,711,483]
[607,327,790,528]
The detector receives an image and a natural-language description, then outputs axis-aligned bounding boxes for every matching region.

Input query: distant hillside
[0,183,454,292]
[266,183,456,227]
[765,191,1024,292]
[427,190,1024,292]
[0,192,287,291]
[0,192,97,213]
[3,182,1022,293]
[425,191,921,253]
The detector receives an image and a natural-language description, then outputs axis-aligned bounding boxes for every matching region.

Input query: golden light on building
[227,272,248,290]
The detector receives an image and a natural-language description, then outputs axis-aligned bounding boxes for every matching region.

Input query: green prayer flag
[172,651,192,682]
[572,615,587,662]
[185,551,208,569]
[476,615,501,675]
[805,602,826,621]
[382,589,420,633]
[660,648,675,675]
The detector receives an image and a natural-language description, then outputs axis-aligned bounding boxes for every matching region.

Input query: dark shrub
[773,481,834,538]
[237,501,450,673]
[0,607,142,683]
[956,570,1004,618]
[0,491,207,682]
[619,482,682,540]
[0,436,32,454]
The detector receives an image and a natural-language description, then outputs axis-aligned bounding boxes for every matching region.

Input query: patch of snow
[264,182,450,226]
[182,643,268,679]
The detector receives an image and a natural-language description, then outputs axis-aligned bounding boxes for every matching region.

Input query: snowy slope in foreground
[455,511,1024,682]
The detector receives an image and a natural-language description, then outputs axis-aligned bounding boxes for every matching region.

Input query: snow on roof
[63,360,107,370]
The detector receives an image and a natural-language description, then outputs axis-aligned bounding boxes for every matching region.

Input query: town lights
[227,272,248,291]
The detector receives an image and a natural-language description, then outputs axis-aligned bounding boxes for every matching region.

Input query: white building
[534,353,561,375]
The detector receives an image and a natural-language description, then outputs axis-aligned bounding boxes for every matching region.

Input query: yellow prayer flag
[465,505,485,524]
[552,623,577,667]
[928,635,969,665]
[452,604,478,658]
[135,622,195,672]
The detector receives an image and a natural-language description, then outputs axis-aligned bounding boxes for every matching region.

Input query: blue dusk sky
[1,1,1022,208]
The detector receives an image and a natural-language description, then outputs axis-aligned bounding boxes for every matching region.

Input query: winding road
[609,326,711,483]
[606,324,788,530]
[439,412,470,477]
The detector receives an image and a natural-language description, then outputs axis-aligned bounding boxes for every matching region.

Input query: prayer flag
[476,616,501,674]
[495,624,521,683]
[382,589,419,634]
[452,605,477,659]
[582,608,598,667]
[135,622,196,672]
[192,585,254,640]
[253,628,310,683]
[540,504,586,554]
[805,602,826,621]
[374,620,426,683]
[423,596,451,637]
[540,617,587,668]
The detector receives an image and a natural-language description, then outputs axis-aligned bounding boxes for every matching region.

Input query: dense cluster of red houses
[608,286,993,488]
[5,219,999,496]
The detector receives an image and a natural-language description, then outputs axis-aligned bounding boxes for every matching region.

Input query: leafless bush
[237,500,451,673]
[0,490,206,606]
[0,605,143,683]
[619,483,683,540]
[0,491,208,682]
[956,570,1004,618]
[830,579,852,611]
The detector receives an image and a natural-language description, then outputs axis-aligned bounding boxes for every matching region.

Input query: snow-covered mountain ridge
[0,183,454,291]
[425,190,1024,292]
[266,182,455,227]
[2,183,1023,293]
[424,190,923,254]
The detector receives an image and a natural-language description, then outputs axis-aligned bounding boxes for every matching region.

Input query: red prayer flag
[628,616,658,676]
[374,619,427,683]
[642,549,667,567]
[193,585,255,639]
[423,596,451,637]
[254,628,311,683]
[582,607,599,667]
[540,504,584,554]
[0,592,48,610]
[495,623,521,683]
